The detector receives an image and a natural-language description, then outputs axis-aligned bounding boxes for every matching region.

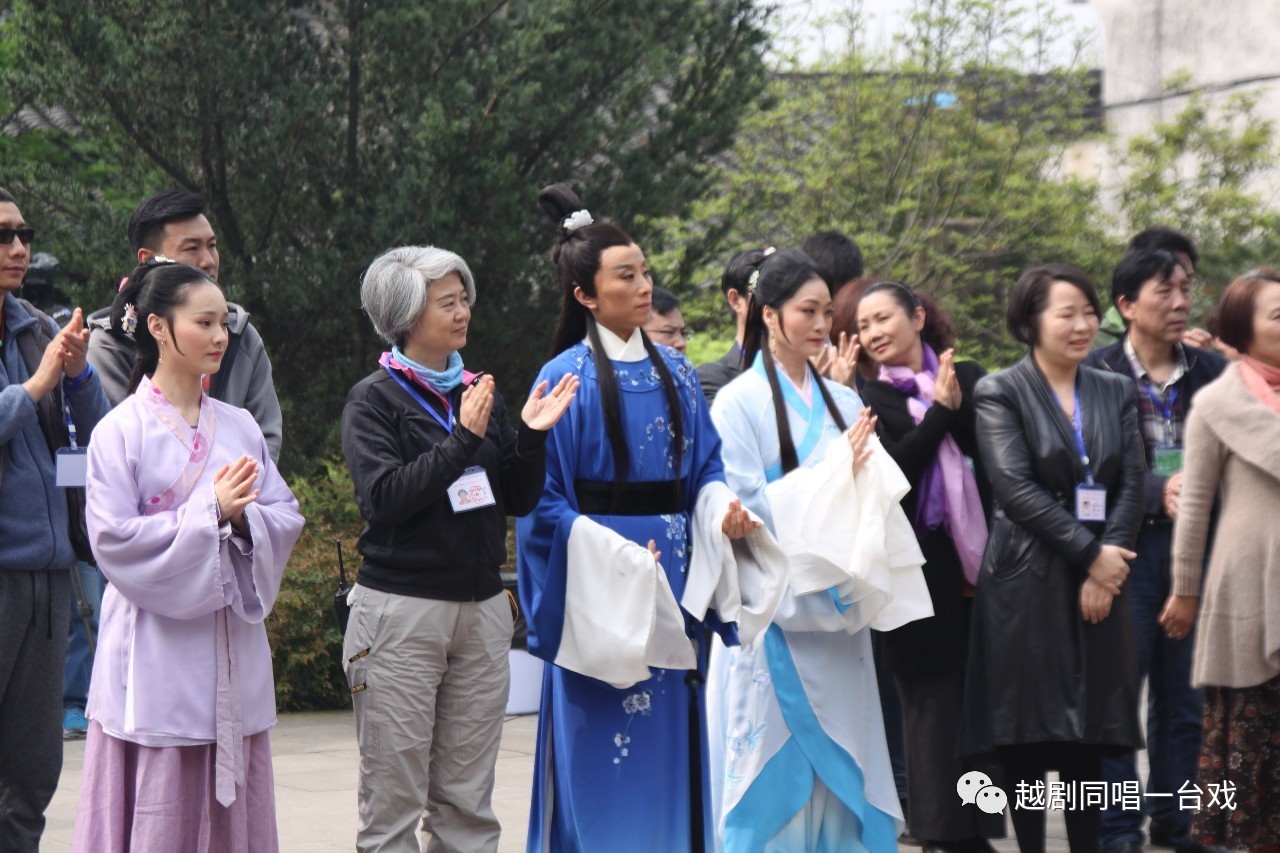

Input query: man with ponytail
[516,184,786,853]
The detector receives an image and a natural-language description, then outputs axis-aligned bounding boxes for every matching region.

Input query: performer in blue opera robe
[517,184,786,853]
[708,248,933,853]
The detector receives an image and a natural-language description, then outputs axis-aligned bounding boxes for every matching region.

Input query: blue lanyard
[1143,381,1178,443]
[384,366,454,434]
[1143,382,1177,419]
[59,386,78,450]
[1070,388,1094,485]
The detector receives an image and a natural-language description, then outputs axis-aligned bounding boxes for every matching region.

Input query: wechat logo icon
[957,770,1008,815]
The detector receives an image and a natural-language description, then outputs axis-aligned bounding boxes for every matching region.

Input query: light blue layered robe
[709,359,932,852]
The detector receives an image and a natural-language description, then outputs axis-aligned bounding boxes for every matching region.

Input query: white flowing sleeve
[554,516,697,689]
[767,434,933,633]
[682,480,787,647]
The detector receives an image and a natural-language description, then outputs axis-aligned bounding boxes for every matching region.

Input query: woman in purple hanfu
[73,260,304,853]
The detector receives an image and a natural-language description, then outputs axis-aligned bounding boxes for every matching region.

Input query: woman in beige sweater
[1160,270,1280,853]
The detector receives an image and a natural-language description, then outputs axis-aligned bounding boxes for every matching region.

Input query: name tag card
[55,447,89,488]
[1075,484,1107,522]
[1153,445,1184,477]
[448,466,496,513]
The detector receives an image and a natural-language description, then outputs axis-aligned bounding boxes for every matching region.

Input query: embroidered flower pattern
[190,431,211,463]
[723,652,774,796]
[622,690,652,715]
[612,689,655,770]
[659,513,688,563]
[144,488,176,516]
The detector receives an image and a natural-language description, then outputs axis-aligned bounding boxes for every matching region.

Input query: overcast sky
[771,0,1102,67]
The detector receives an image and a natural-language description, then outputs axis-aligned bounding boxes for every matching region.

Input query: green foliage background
[4,0,1280,708]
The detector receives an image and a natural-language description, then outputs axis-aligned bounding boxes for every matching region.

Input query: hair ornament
[562,210,594,234]
[763,246,776,257]
[747,269,761,295]
[121,303,138,336]
[145,254,177,267]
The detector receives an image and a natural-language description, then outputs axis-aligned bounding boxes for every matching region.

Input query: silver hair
[360,245,477,346]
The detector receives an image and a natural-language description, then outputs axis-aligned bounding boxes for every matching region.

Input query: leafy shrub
[269,457,365,711]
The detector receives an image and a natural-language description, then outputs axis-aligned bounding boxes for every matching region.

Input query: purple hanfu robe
[79,377,303,842]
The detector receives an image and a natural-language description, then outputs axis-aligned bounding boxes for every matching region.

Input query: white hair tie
[563,210,594,233]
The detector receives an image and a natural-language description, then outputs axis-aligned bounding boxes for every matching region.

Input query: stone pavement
[43,710,1088,851]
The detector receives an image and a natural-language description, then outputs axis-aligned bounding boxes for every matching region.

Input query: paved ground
[41,708,1102,852]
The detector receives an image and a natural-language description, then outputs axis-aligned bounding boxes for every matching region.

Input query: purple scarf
[878,343,988,584]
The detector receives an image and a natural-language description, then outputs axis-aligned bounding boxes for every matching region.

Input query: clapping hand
[214,455,261,534]
[933,348,961,410]
[721,498,762,540]
[522,373,579,431]
[828,332,861,388]
[847,409,877,473]
[58,308,92,378]
[459,375,495,436]
[23,307,93,400]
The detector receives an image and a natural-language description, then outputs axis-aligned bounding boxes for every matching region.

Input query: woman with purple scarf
[856,281,1003,852]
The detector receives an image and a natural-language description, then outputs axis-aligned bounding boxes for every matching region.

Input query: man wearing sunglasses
[0,188,110,852]
[85,190,282,461]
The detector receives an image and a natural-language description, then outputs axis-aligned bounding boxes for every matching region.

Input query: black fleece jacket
[342,369,548,601]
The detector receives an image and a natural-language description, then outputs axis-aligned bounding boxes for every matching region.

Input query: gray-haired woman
[341,245,576,852]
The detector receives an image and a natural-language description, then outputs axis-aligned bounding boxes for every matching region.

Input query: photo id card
[1153,445,1184,477]
[448,466,496,513]
[55,447,89,488]
[1075,484,1107,522]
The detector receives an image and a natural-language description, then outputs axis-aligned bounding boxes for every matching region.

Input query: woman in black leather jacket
[959,264,1145,853]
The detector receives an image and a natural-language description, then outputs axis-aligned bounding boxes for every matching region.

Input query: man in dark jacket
[85,190,282,461]
[0,188,110,852]
[1087,250,1227,853]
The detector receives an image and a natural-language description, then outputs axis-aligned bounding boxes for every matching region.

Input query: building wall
[1090,0,1280,211]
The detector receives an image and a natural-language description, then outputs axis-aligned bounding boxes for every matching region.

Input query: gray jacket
[86,302,282,462]
[0,294,110,571]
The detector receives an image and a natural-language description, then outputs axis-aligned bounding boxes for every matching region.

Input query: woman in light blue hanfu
[709,248,933,852]
[516,184,786,853]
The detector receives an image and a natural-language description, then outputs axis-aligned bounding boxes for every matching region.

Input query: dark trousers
[872,632,909,808]
[897,665,1005,842]
[0,570,70,853]
[1000,743,1103,853]
[1099,523,1203,849]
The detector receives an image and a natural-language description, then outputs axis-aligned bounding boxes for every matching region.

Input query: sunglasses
[0,228,36,246]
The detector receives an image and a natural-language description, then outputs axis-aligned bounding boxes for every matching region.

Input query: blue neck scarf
[391,346,465,395]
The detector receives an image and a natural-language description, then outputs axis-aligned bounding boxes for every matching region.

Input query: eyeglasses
[648,326,694,341]
[0,227,35,246]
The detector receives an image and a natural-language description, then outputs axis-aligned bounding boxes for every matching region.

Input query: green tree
[648,0,1112,369]
[3,0,770,469]
[1115,79,1280,298]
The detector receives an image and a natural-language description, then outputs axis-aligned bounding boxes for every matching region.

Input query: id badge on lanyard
[1071,389,1107,522]
[55,394,87,487]
[1146,382,1183,477]
[448,466,497,513]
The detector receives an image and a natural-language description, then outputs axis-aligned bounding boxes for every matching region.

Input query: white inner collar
[588,324,648,363]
